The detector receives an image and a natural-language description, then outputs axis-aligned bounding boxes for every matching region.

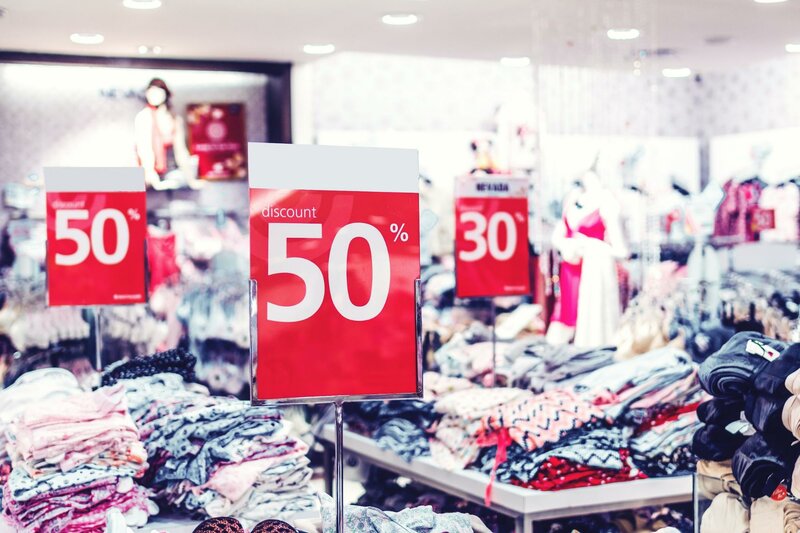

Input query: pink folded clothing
[2,384,157,532]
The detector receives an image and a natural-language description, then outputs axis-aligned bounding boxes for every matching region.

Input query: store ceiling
[0,0,797,72]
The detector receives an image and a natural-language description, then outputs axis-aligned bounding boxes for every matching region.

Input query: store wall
[298,52,701,138]
[699,55,800,137]
[0,63,268,185]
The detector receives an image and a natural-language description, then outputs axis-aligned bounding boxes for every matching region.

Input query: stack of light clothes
[1,383,157,531]
[121,373,317,528]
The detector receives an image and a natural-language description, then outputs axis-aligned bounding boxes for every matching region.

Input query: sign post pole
[334,400,345,533]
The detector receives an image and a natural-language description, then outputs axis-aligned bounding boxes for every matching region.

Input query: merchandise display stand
[320,426,693,533]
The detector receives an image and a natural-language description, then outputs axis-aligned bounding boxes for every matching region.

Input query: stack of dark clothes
[101,348,196,386]
[693,332,800,499]
[344,400,439,461]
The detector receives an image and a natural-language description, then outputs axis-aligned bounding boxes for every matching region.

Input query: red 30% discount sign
[45,168,147,306]
[249,144,421,403]
[454,175,531,298]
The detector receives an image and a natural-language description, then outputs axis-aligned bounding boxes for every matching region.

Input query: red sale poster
[454,175,531,298]
[187,103,247,180]
[45,168,147,306]
[248,143,421,402]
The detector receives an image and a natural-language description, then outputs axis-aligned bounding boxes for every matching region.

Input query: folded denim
[699,332,787,398]
[692,424,748,461]
[732,433,798,499]
[698,398,745,426]
[753,343,800,398]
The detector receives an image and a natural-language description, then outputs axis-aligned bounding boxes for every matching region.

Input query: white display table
[320,425,693,533]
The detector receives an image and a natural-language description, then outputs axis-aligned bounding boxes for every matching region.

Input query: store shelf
[320,425,693,533]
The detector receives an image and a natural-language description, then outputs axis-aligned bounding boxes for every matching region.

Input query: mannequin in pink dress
[547,171,628,346]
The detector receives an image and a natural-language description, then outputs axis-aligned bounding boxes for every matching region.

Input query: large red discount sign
[455,175,531,298]
[45,168,147,307]
[249,143,421,402]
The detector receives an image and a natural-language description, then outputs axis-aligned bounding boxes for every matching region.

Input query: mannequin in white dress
[547,171,628,346]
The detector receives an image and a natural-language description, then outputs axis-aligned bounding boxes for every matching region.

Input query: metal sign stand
[334,400,345,532]
[489,297,497,387]
[92,307,103,370]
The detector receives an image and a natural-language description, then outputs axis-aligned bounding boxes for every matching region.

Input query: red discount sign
[249,143,421,402]
[45,168,147,307]
[455,175,531,298]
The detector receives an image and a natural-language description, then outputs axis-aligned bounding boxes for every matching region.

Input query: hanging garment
[575,238,620,347]
[551,208,607,328]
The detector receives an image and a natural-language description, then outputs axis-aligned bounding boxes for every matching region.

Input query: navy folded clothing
[753,343,800,399]
[692,424,748,461]
[697,398,744,426]
[732,433,799,499]
[699,332,787,398]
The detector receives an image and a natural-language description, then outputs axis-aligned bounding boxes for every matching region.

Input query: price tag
[45,168,147,306]
[248,143,421,402]
[454,175,531,298]
[752,208,776,233]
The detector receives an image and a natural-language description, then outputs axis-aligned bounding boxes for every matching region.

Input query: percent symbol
[127,208,141,221]
[389,223,409,243]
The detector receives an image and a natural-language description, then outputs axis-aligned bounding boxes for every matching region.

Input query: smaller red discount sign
[45,168,147,307]
[455,175,531,299]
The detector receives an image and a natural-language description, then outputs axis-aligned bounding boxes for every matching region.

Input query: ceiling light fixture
[152,45,162,54]
[382,13,419,26]
[122,0,162,9]
[786,43,800,53]
[138,45,162,54]
[138,45,148,54]
[70,33,104,45]
[500,56,530,67]
[303,43,335,55]
[662,67,692,78]
[753,0,788,3]
[607,28,640,40]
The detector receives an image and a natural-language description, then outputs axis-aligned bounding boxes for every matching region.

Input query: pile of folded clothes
[693,332,800,532]
[0,368,82,505]
[1,383,157,531]
[121,373,317,528]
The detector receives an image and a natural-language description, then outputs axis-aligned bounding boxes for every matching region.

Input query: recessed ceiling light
[138,45,162,54]
[382,13,419,26]
[303,43,335,55]
[500,56,530,67]
[607,28,640,40]
[662,67,692,78]
[754,0,787,3]
[123,0,162,9]
[787,43,800,53]
[70,33,104,45]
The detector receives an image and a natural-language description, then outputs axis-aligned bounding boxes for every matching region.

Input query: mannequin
[547,170,628,347]
[134,78,201,190]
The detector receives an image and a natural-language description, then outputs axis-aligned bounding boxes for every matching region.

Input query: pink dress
[552,209,607,327]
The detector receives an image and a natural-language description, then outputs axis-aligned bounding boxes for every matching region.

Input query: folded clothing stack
[0,368,81,504]
[631,410,700,477]
[345,399,439,462]
[122,373,317,529]
[101,348,196,387]
[507,340,616,392]
[697,459,800,533]
[1,383,156,531]
[693,332,800,500]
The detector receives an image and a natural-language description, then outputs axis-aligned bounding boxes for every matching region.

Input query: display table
[320,425,693,533]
